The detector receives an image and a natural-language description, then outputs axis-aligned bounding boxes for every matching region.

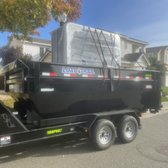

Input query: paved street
[0,110,168,168]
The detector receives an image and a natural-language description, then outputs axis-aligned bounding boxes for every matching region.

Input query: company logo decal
[62,67,95,75]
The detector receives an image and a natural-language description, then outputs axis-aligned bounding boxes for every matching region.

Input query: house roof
[123,52,144,62]
[119,34,148,45]
[25,37,51,45]
[99,28,148,45]
[146,46,168,53]
[8,36,51,48]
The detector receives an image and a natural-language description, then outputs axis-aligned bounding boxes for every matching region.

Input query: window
[40,47,45,57]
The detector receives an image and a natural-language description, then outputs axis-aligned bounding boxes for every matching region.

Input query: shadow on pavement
[0,134,94,164]
[0,133,123,164]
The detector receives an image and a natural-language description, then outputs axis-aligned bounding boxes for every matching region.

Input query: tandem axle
[0,102,140,150]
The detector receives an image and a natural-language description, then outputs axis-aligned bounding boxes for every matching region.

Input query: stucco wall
[120,38,146,58]
[23,44,40,61]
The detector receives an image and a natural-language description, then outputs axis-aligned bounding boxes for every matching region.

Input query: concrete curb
[161,102,168,110]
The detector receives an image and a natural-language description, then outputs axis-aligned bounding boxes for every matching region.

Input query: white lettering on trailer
[41,88,55,92]
[146,85,153,89]
[62,67,95,75]
[13,111,19,115]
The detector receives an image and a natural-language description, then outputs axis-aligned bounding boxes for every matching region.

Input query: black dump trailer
[0,59,161,150]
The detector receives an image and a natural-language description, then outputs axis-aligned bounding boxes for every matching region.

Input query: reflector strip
[42,72,50,76]
[64,74,71,77]
[126,76,130,79]
[98,75,104,78]
[82,75,88,78]
[50,72,57,77]
[114,76,119,79]
[64,74,78,77]
[113,75,153,81]
[134,76,143,81]
[42,72,57,77]
[63,73,95,78]
[70,74,77,77]
[88,75,94,78]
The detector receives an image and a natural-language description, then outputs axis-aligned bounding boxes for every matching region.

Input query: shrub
[161,87,168,102]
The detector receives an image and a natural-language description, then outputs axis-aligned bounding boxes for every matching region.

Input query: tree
[0,0,50,38]
[51,0,82,22]
[148,56,166,75]
[0,0,82,38]
[0,46,32,66]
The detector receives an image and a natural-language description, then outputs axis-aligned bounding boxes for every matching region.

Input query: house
[120,35,147,57]
[119,34,149,69]
[39,49,52,63]
[146,46,168,87]
[146,46,168,64]
[9,37,51,61]
[121,52,150,69]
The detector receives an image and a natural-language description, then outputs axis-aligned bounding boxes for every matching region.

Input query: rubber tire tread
[90,119,116,150]
[117,115,138,143]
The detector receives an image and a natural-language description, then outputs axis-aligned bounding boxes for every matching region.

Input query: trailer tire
[90,119,116,150]
[117,115,138,143]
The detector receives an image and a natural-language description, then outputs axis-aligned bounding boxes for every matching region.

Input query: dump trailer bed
[2,59,161,118]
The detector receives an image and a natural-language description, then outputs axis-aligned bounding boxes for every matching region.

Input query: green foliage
[51,0,82,22]
[162,87,168,96]
[0,0,50,38]
[0,0,83,38]
[148,56,166,75]
[161,96,168,102]
[0,92,14,108]
[161,87,168,102]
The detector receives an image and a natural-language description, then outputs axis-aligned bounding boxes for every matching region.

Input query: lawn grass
[0,92,14,108]
[161,87,168,102]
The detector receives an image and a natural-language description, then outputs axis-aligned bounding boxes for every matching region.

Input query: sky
[1,0,168,47]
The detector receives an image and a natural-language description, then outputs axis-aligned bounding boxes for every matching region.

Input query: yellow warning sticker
[47,128,63,135]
